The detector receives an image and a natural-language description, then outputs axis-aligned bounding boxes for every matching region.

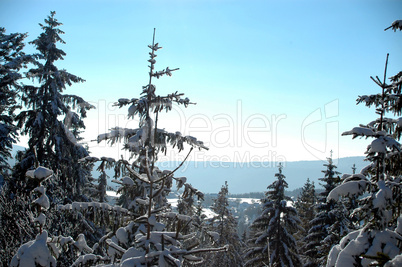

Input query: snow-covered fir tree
[0,27,33,176]
[337,165,361,229]
[294,178,317,266]
[12,11,94,201]
[80,156,114,203]
[205,181,244,266]
[244,164,302,267]
[303,154,351,266]
[1,12,95,266]
[60,29,227,266]
[184,200,217,266]
[327,23,402,266]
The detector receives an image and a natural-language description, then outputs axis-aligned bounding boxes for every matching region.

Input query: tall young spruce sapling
[75,29,227,266]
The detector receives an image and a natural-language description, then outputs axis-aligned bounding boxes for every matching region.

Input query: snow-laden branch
[327,179,370,201]
[58,201,130,215]
[384,20,402,31]
[96,127,208,153]
[114,91,194,114]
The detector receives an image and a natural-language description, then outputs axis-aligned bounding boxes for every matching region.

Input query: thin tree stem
[148,28,156,86]
[151,111,158,172]
[379,53,389,132]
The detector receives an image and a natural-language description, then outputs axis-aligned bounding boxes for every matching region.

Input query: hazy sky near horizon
[1,0,402,164]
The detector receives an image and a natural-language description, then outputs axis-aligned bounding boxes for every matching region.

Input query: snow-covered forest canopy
[1,7,402,267]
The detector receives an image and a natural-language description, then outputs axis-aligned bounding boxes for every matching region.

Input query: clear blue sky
[1,0,402,164]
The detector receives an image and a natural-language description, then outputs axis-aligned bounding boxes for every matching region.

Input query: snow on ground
[106,190,120,198]
[229,197,293,207]
[106,191,120,205]
[202,208,217,219]
[167,198,178,207]
[228,198,260,204]
[167,198,217,218]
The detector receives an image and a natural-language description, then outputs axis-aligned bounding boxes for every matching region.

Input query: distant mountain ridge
[156,156,366,194]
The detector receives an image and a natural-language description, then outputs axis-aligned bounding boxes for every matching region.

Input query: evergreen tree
[304,154,350,266]
[184,200,216,267]
[244,164,301,267]
[327,22,402,266]
[13,11,94,200]
[1,12,95,265]
[294,178,317,265]
[206,181,244,267]
[80,156,114,203]
[0,28,33,176]
[338,167,361,229]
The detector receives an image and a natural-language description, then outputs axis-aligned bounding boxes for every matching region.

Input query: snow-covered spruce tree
[244,164,302,267]
[326,37,402,266]
[205,181,244,266]
[294,178,317,265]
[184,200,217,266]
[338,165,361,229]
[3,13,95,265]
[63,29,227,266]
[303,154,351,266]
[0,27,34,177]
[172,176,216,261]
[13,11,94,201]
[10,166,94,267]
[80,156,115,203]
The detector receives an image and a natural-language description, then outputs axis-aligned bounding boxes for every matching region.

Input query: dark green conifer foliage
[14,11,94,200]
[244,164,301,267]
[304,154,350,266]
[207,181,244,267]
[294,178,317,265]
[0,28,33,175]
